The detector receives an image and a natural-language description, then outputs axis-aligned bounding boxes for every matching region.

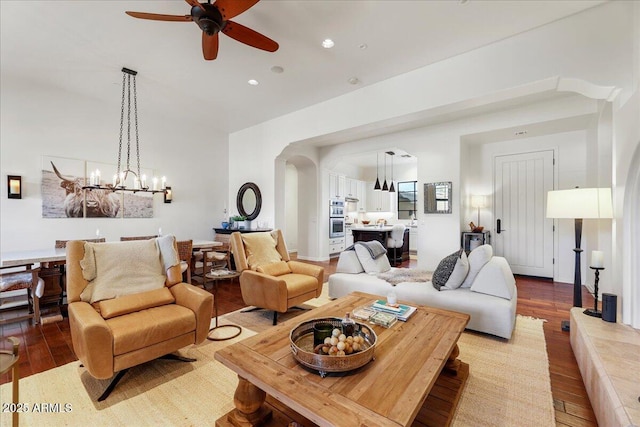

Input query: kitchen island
[350,225,410,263]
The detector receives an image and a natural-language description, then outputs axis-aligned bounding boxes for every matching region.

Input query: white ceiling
[1,1,605,136]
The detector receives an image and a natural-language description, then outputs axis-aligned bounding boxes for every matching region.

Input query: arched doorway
[277,154,319,260]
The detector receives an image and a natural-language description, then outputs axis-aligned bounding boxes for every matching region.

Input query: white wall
[0,76,228,251]
[284,163,298,251]
[228,1,636,264]
[463,130,592,284]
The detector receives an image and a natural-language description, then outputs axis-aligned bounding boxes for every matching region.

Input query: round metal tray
[289,317,377,377]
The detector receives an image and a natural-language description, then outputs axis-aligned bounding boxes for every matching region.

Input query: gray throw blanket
[376,269,433,286]
[354,241,387,259]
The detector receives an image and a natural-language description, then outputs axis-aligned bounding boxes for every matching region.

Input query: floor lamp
[546,187,613,331]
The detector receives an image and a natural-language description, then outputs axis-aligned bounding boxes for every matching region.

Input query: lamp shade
[471,195,487,209]
[546,188,613,219]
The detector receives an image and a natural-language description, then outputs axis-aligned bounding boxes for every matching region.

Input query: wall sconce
[7,175,22,199]
[164,186,172,204]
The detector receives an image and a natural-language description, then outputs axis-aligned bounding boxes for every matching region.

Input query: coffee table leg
[227,376,272,427]
[444,344,461,374]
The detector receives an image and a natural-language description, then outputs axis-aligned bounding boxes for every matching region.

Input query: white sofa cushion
[432,249,465,290]
[461,244,493,288]
[354,243,391,274]
[336,251,365,274]
[443,251,469,290]
[470,256,516,300]
[327,266,517,339]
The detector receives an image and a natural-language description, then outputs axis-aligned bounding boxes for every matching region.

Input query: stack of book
[371,300,417,322]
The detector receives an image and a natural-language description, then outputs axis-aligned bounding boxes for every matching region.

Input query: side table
[205,271,242,341]
[461,231,491,254]
[1,336,20,427]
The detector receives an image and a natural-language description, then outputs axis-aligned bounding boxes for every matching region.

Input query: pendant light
[382,153,389,191]
[374,152,381,191]
[83,67,166,195]
[389,152,395,193]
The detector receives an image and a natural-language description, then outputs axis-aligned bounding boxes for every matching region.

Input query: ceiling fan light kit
[126,0,279,61]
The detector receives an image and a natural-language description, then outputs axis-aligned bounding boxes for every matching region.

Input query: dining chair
[191,244,230,285]
[0,264,43,325]
[176,240,193,284]
[119,235,158,241]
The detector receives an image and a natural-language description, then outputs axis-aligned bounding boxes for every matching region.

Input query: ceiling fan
[126,0,279,60]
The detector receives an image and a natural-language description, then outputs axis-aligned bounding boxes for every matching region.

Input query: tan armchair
[66,236,213,401]
[230,230,323,325]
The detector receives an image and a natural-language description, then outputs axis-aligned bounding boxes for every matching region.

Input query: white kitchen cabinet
[366,184,393,212]
[356,180,367,212]
[329,173,346,198]
[329,237,345,255]
[345,228,354,247]
[344,178,358,199]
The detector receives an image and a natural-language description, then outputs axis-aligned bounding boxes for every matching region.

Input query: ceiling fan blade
[126,11,192,22]
[214,0,259,21]
[184,0,205,12]
[202,32,219,60]
[222,21,278,52]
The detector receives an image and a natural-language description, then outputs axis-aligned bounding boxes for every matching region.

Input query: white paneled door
[494,150,554,278]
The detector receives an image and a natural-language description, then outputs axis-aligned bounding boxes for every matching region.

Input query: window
[397,181,417,220]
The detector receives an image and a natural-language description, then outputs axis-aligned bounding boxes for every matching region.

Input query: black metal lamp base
[583,308,602,318]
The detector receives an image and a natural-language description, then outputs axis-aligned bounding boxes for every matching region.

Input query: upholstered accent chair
[66,236,213,401]
[230,230,324,325]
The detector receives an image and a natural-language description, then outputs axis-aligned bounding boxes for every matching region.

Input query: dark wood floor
[0,257,597,426]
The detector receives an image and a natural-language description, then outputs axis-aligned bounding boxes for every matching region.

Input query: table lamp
[546,187,612,331]
[471,195,487,227]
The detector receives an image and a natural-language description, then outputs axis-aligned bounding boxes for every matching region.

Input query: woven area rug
[1,290,553,427]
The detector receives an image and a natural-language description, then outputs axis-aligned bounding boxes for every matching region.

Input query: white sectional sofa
[328,245,517,339]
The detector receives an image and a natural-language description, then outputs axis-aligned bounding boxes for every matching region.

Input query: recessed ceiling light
[347,77,360,85]
[270,66,284,74]
[322,39,335,49]
[248,79,259,86]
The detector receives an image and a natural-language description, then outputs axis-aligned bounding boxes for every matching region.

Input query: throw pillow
[443,250,469,290]
[336,251,365,274]
[241,232,282,271]
[470,256,516,300]
[257,261,292,276]
[432,249,463,291]
[80,240,166,304]
[354,244,391,274]
[460,244,493,288]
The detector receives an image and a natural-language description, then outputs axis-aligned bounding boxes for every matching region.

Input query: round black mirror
[236,182,262,220]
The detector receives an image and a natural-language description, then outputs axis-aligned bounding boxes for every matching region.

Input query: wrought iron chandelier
[84,67,166,194]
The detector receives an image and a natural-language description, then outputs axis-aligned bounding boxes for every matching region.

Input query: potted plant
[230,215,247,230]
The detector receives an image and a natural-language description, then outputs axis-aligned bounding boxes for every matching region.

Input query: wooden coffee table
[214,291,470,427]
